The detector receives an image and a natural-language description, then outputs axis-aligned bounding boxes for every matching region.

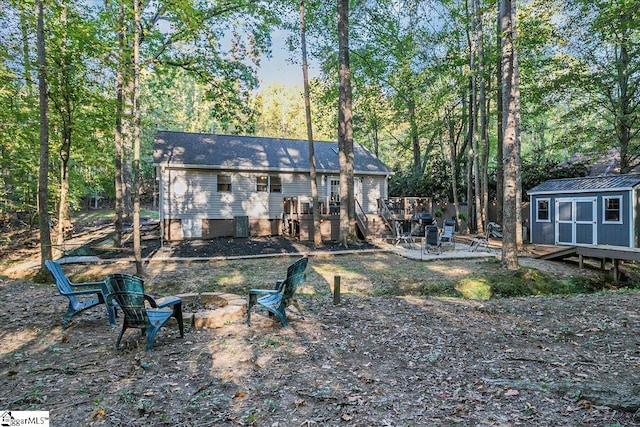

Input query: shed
[527,174,640,247]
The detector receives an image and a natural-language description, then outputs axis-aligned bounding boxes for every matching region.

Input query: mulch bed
[113,236,380,259]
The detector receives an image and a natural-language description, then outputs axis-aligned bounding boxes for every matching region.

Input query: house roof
[153,131,392,176]
[528,174,640,195]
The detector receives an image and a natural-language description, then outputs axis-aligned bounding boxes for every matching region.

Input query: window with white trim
[217,174,231,192]
[330,179,340,201]
[270,176,281,193]
[257,175,268,192]
[603,196,622,223]
[256,175,281,193]
[536,199,550,222]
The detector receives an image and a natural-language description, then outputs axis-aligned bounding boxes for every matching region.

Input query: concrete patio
[387,239,500,261]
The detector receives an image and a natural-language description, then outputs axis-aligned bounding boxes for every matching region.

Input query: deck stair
[379,199,396,234]
[355,199,369,239]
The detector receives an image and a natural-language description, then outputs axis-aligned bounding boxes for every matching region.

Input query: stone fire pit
[176,292,247,328]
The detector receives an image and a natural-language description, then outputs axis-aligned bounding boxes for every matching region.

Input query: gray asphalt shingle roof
[528,174,640,194]
[153,131,392,175]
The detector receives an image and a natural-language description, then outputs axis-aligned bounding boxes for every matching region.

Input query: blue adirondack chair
[247,257,308,328]
[105,273,184,352]
[45,260,116,330]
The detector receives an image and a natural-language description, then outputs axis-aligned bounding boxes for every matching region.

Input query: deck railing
[283,196,434,218]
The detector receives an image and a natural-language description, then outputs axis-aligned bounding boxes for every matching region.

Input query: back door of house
[555,197,597,245]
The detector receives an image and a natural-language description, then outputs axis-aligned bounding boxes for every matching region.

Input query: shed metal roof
[153,131,392,176]
[528,174,640,195]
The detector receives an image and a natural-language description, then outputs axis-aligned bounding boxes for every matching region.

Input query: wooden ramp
[534,245,577,260]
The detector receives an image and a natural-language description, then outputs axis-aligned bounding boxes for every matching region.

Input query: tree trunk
[36,0,52,270]
[337,0,356,246]
[477,0,489,228]
[300,0,322,247]
[408,99,421,175]
[122,79,134,221]
[615,20,633,173]
[466,88,475,234]
[132,0,142,275]
[514,39,523,250]
[20,8,32,97]
[57,125,72,255]
[120,0,134,234]
[56,3,71,257]
[447,109,461,227]
[113,0,126,247]
[469,0,483,235]
[496,1,504,226]
[501,0,519,270]
[372,120,379,158]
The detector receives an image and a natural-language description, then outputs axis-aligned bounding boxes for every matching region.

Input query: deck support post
[579,254,584,269]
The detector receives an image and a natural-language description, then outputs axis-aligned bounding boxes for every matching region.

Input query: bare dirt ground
[1,226,640,426]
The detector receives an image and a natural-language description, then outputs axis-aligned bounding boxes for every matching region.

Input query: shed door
[555,197,597,245]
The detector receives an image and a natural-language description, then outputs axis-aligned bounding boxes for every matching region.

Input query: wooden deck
[530,243,640,281]
[576,245,640,262]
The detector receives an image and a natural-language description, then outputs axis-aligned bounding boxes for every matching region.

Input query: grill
[413,213,435,225]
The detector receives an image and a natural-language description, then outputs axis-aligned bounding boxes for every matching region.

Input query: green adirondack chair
[105,273,184,352]
[247,257,308,327]
[45,260,116,330]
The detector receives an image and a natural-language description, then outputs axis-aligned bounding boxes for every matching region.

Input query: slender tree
[477,0,490,231]
[300,0,322,247]
[468,0,482,234]
[132,0,142,274]
[496,0,504,226]
[501,0,519,269]
[113,0,127,247]
[337,0,356,245]
[36,0,52,270]
[54,3,71,256]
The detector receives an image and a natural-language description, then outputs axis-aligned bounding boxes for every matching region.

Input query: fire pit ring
[176,292,247,329]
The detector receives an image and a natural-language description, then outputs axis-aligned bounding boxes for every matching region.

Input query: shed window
[256,175,281,193]
[217,174,231,192]
[603,196,622,223]
[536,199,550,222]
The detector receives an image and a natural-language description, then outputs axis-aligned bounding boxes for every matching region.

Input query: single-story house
[527,174,640,247]
[153,131,393,241]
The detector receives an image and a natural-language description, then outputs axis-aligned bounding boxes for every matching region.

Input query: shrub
[454,267,611,300]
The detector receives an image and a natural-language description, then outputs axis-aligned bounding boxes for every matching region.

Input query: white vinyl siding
[161,168,386,220]
[361,175,385,214]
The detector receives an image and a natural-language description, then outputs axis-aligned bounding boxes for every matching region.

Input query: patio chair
[470,223,493,252]
[45,260,116,330]
[424,225,442,254]
[441,219,456,249]
[105,273,184,352]
[247,257,308,328]
[394,221,417,249]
